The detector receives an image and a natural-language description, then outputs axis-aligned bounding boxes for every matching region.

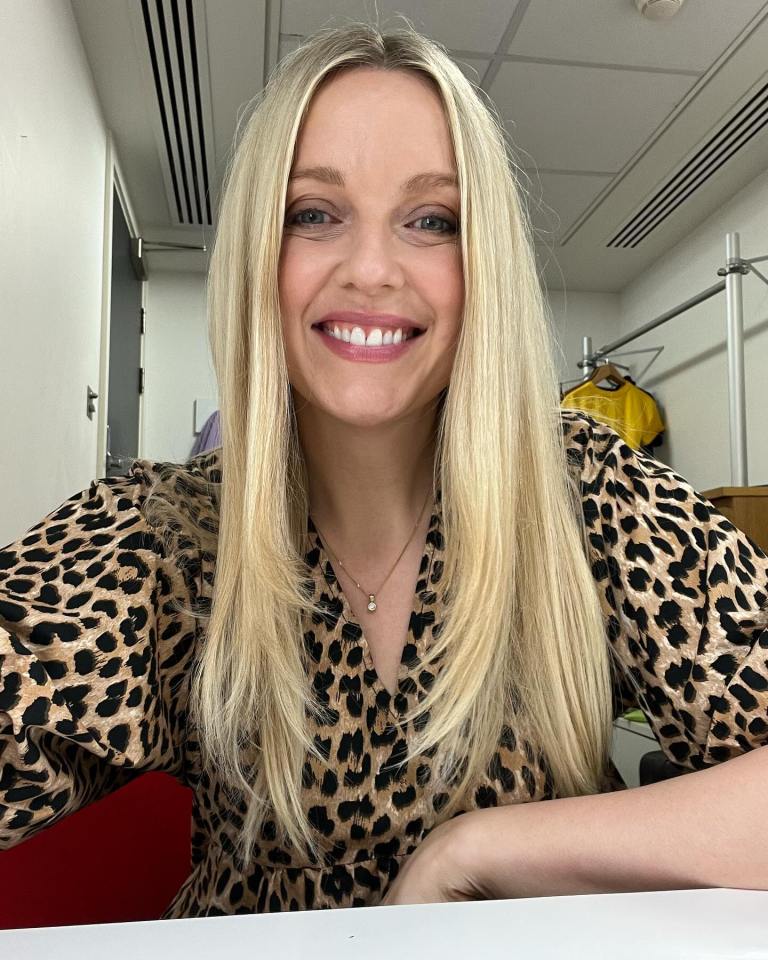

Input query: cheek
[278,241,324,318]
[420,249,464,324]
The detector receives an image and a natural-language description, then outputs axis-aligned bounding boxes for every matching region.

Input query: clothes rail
[579,232,768,486]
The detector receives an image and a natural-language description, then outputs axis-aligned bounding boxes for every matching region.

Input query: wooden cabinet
[700,486,768,554]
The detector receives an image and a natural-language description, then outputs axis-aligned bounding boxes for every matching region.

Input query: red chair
[0,772,192,929]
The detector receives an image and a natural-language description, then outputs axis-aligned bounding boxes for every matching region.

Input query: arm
[0,467,198,848]
[565,412,768,774]
[385,416,768,907]
[485,418,768,897]
[467,744,768,899]
[383,744,768,905]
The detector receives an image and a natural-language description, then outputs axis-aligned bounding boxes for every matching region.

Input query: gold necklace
[311,486,432,613]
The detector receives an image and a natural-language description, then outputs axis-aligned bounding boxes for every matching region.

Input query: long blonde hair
[142,19,618,863]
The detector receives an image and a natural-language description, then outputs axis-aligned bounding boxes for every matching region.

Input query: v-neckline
[308,495,441,722]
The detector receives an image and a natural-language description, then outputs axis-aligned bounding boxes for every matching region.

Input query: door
[106,186,143,477]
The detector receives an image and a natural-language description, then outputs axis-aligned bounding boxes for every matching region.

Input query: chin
[317,392,414,427]
[331,406,411,429]
[290,378,423,427]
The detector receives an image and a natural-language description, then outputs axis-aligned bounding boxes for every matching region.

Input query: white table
[2,888,767,959]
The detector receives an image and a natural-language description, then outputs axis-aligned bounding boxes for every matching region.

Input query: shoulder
[120,446,222,498]
[559,410,720,537]
[559,409,626,481]
[0,449,222,585]
[113,447,222,538]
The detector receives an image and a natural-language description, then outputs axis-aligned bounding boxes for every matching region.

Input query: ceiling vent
[608,77,768,248]
[139,0,214,227]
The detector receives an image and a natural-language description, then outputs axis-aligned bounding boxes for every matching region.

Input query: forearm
[471,746,768,899]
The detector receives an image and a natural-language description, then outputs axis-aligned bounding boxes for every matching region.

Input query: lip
[315,311,425,333]
[312,324,424,363]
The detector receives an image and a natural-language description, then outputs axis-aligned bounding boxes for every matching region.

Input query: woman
[1,21,767,916]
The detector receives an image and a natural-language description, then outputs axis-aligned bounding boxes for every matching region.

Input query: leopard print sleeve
[562,410,768,772]
[0,464,199,849]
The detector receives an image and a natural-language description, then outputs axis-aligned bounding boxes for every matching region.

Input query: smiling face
[278,66,464,428]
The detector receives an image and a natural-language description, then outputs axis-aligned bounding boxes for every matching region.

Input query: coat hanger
[561,361,627,402]
[587,362,627,389]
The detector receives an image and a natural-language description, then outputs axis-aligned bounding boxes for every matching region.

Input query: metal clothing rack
[577,232,768,487]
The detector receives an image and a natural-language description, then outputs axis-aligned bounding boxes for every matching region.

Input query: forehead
[292,67,457,177]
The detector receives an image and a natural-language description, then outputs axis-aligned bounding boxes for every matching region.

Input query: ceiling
[71,0,768,291]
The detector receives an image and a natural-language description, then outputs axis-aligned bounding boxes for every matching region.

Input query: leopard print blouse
[1,411,767,916]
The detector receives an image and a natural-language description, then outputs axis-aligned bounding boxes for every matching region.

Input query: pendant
[367,594,377,612]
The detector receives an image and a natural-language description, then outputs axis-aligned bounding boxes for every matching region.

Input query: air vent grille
[608,78,768,249]
[140,0,212,227]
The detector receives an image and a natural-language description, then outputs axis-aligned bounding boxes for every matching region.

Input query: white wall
[0,5,216,546]
[0,0,108,546]
[618,167,768,492]
[547,289,620,386]
[142,271,217,465]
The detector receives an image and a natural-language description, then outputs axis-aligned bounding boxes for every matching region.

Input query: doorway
[96,141,145,481]
[104,185,144,477]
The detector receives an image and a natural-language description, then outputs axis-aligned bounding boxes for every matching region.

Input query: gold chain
[311,486,432,613]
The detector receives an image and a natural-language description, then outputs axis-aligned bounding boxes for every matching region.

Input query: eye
[285,207,333,227]
[409,213,458,235]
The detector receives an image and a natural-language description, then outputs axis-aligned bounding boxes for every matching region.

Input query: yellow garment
[561,379,664,450]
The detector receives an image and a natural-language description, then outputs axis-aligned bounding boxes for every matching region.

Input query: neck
[294,390,439,562]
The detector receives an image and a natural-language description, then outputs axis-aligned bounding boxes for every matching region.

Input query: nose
[334,221,406,295]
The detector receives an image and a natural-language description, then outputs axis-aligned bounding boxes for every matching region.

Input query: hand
[380,809,499,906]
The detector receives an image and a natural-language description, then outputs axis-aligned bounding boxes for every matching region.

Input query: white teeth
[321,324,416,347]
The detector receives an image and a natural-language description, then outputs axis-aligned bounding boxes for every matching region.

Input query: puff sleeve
[0,464,200,849]
[564,411,768,772]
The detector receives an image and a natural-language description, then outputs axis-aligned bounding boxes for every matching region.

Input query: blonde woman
[1,21,767,918]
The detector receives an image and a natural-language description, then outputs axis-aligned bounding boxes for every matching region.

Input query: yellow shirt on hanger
[561,379,665,450]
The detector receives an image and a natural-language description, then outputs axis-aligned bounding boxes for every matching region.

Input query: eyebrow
[288,165,458,194]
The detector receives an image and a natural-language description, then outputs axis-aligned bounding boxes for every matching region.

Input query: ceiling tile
[507,0,768,73]
[491,61,695,172]
[452,55,489,86]
[205,0,267,174]
[280,0,518,55]
[524,171,614,243]
[278,34,489,85]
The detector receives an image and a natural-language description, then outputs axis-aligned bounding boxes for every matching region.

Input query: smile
[319,323,420,346]
[312,324,425,363]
